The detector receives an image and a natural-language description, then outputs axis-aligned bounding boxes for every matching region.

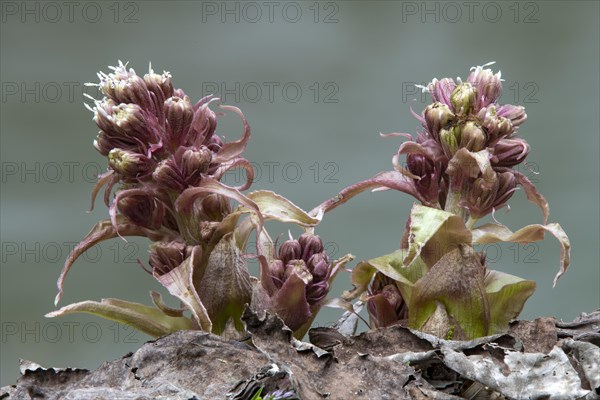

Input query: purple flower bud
[108,148,155,178]
[284,260,312,283]
[451,83,477,115]
[190,104,218,146]
[481,106,514,143]
[440,126,461,157]
[307,253,330,280]
[270,259,286,286]
[197,194,231,221]
[496,104,527,127]
[459,121,486,152]
[465,170,517,218]
[493,170,518,209]
[181,146,212,185]
[278,239,302,265]
[305,281,328,304]
[425,78,456,107]
[117,192,162,229]
[92,100,158,156]
[152,158,186,193]
[98,63,153,110]
[406,153,443,205]
[149,241,188,276]
[298,233,324,262]
[143,68,174,108]
[492,138,530,167]
[205,134,223,154]
[424,102,454,142]
[467,64,503,108]
[367,273,407,328]
[164,96,194,150]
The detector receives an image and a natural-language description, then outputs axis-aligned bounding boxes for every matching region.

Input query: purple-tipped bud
[190,104,218,146]
[149,241,188,276]
[459,121,487,152]
[493,171,518,209]
[307,253,329,280]
[424,102,454,142]
[181,147,212,185]
[305,281,328,304]
[117,193,161,229]
[270,260,286,286]
[164,96,194,150]
[143,68,174,105]
[205,134,223,154]
[406,153,443,204]
[482,106,514,143]
[283,260,312,284]
[465,171,517,218]
[92,100,157,156]
[298,233,324,262]
[98,63,153,110]
[108,148,155,178]
[496,104,527,127]
[468,64,503,108]
[451,83,477,115]
[152,158,186,192]
[492,138,530,167]
[440,126,461,157]
[197,194,231,221]
[278,239,302,265]
[367,273,407,328]
[425,78,456,107]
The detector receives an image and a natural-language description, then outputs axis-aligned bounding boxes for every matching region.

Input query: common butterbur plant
[316,63,570,339]
[47,61,352,339]
[48,61,569,345]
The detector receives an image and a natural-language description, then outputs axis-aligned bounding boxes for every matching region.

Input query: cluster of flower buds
[256,233,338,335]
[394,62,532,220]
[52,62,351,339]
[366,272,407,328]
[85,61,253,245]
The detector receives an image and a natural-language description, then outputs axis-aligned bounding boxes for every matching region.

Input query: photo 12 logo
[1,81,101,104]
[221,161,340,185]
[1,161,104,184]
[1,321,142,344]
[201,82,339,104]
[200,1,340,23]
[1,1,140,24]
[400,1,540,24]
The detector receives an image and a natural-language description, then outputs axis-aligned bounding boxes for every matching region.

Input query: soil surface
[2,310,599,400]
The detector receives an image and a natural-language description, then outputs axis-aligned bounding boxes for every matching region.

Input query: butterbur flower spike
[254,232,353,338]
[50,61,332,339]
[329,63,570,339]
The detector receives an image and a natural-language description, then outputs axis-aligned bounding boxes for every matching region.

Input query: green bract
[344,204,568,339]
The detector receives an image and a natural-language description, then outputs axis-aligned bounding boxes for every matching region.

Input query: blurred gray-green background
[1,0,598,386]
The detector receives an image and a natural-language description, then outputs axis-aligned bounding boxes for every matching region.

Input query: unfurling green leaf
[484,270,536,334]
[409,245,489,340]
[46,298,193,337]
[472,222,570,286]
[153,245,213,332]
[245,190,322,226]
[195,234,252,335]
[404,204,472,269]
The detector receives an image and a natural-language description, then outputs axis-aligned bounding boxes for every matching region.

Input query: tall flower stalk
[47,62,351,338]
[315,63,570,339]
